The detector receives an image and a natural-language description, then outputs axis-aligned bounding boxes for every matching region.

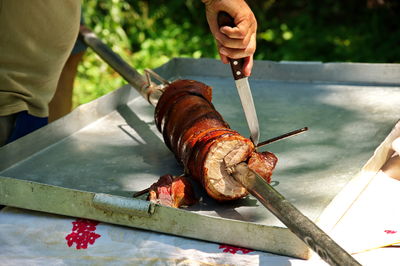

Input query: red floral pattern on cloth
[65,219,101,249]
[219,244,254,254]
[384,230,398,234]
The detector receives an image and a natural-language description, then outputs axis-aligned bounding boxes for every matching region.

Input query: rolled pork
[155,79,277,201]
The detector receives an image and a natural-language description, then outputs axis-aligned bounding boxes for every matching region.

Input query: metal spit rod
[79,26,360,265]
[79,25,164,106]
[232,163,360,265]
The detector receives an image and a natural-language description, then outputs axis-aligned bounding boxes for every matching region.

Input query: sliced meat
[248,151,278,184]
[201,133,254,201]
[155,79,278,201]
[147,174,197,208]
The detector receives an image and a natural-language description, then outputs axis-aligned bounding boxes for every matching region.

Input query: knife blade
[231,163,361,266]
[217,12,260,145]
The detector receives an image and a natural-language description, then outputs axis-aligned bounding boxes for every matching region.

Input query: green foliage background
[75,0,400,107]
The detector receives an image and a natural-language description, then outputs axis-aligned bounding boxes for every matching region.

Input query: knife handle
[217,11,245,80]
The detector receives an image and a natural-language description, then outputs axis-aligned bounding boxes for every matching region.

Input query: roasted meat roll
[155,79,277,201]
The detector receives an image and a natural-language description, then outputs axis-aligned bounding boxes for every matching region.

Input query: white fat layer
[204,139,250,197]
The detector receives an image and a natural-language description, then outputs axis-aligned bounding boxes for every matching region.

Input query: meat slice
[147,174,197,208]
[155,79,278,201]
[248,151,278,184]
[200,133,255,201]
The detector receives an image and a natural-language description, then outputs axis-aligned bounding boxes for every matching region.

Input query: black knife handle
[217,11,245,80]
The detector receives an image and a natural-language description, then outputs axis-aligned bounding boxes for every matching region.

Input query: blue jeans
[5,111,48,145]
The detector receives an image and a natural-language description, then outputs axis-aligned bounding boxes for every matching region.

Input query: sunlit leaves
[74,0,216,107]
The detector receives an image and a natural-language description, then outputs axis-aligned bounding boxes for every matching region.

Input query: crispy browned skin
[155,80,212,131]
[155,79,277,201]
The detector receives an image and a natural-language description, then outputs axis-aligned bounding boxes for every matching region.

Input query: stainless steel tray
[1,58,399,259]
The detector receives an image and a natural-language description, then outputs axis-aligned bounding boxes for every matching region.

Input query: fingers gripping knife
[217,12,361,266]
[80,23,360,266]
[217,11,260,145]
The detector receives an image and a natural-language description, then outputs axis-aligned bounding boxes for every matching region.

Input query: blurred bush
[74,0,399,106]
[250,0,400,62]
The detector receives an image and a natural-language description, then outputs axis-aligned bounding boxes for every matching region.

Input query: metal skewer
[232,163,361,265]
[257,127,308,148]
[133,187,150,198]
[79,25,166,106]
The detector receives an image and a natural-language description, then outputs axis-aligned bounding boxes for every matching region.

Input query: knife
[217,12,260,145]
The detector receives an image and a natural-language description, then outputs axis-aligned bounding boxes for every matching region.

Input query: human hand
[202,0,257,76]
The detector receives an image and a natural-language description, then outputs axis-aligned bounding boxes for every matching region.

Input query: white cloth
[0,207,323,266]
[1,206,400,265]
